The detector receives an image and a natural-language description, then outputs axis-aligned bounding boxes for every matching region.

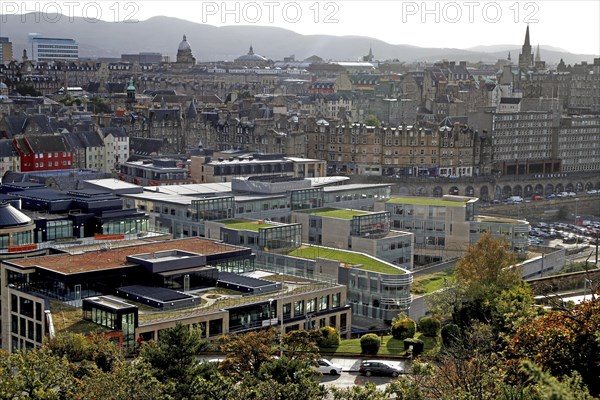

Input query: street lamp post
[575,198,579,225]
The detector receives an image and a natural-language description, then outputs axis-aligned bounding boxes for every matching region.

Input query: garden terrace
[297,208,369,219]
[286,245,405,275]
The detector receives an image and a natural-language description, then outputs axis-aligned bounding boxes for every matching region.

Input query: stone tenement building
[305,119,489,178]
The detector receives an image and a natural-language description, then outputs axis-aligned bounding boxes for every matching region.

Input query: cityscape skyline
[1,0,598,55]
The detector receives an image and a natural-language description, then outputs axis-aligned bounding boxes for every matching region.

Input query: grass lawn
[287,246,405,275]
[321,334,440,357]
[299,208,368,219]
[220,219,276,231]
[411,268,455,295]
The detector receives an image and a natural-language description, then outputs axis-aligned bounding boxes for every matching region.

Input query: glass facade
[46,220,73,240]
[0,230,34,249]
[290,188,323,210]
[214,256,255,274]
[102,218,148,235]
[191,197,234,221]
[324,186,391,205]
[258,224,302,250]
[351,212,391,238]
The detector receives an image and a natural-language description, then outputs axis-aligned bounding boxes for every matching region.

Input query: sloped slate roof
[100,127,128,138]
[26,135,70,153]
[0,139,18,157]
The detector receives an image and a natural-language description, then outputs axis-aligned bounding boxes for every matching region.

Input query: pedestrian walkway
[196,355,410,373]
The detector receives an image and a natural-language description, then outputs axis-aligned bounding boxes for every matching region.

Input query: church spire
[524,24,530,47]
[507,52,511,62]
[535,44,541,62]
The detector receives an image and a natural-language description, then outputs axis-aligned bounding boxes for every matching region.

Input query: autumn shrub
[360,334,381,355]
[391,317,416,340]
[318,326,340,348]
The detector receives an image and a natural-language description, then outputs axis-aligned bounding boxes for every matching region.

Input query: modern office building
[28,35,79,62]
[201,218,412,328]
[119,159,193,186]
[291,207,413,268]
[1,237,351,352]
[377,195,529,264]
[120,177,392,238]
[190,153,327,183]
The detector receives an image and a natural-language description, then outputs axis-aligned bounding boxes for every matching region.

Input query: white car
[312,358,343,375]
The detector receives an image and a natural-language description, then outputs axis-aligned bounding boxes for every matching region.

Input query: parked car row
[499,190,599,203]
[530,221,600,246]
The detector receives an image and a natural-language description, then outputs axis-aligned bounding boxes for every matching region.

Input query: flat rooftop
[7,237,241,275]
[298,207,369,220]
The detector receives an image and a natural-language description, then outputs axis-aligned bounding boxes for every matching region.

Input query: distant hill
[2,14,597,65]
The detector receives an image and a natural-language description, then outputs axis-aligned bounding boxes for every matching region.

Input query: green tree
[139,322,207,399]
[331,382,389,400]
[363,114,381,127]
[68,357,166,400]
[0,346,73,399]
[521,361,596,400]
[418,316,441,337]
[360,333,381,355]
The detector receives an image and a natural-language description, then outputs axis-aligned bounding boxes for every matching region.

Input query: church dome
[236,46,267,62]
[178,35,191,51]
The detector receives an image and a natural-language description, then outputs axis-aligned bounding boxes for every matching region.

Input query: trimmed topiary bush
[391,317,417,340]
[418,316,441,337]
[318,326,340,348]
[441,323,461,347]
[403,338,424,356]
[360,334,381,355]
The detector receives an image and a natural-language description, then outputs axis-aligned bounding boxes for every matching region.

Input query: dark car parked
[359,360,403,377]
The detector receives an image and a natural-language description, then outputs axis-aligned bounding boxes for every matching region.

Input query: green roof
[299,208,369,220]
[220,219,276,232]
[387,197,467,207]
[286,246,404,275]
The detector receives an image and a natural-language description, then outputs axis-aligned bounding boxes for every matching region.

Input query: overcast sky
[9,0,600,54]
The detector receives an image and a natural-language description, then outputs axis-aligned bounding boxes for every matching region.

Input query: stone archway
[502,185,512,199]
[513,185,523,196]
[480,186,489,201]
[575,182,584,192]
[565,183,574,192]
[465,186,475,196]
[449,186,459,195]
[556,183,565,193]
[398,186,410,195]
[433,186,443,197]
[585,182,594,191]
[545,184,554,195]
[524,185,533,197]
[416,186,427,196]
[535,184,544,195]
